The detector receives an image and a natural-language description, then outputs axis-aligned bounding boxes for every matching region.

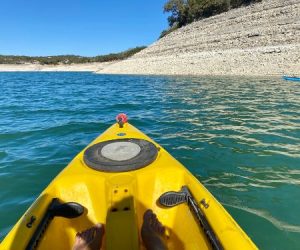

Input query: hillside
[98,0,300,76]
[0,47,145,65]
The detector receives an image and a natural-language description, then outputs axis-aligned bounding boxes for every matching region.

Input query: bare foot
[142,210,167,250]
[73,223,104,250]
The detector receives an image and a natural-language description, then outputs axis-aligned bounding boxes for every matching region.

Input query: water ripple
[0,73,300,249]
[224,203,300,233]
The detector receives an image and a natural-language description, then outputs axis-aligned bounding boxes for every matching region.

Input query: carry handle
[26,198,84,250]
[158,186,223,250]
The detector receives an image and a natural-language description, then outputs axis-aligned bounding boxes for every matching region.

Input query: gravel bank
[97,0,300,76]
[0,62,116,72]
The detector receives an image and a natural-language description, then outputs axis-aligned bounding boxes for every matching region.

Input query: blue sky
[0,0,168,56]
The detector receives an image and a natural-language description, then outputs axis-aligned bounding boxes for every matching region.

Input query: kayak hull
[0,123,257,250]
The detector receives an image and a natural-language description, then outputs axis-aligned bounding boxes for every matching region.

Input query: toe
[87,228,96,242]
[74,234,82,244]
[159,224,165,235]
[143,209,153,221]
[94,223,104,236]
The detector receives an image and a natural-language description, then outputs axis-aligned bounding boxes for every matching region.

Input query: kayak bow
[0,116,257,250]
[282,76,300,82]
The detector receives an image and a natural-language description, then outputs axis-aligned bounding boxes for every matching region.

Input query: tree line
[160,0,262,38]
[0,46,146,65]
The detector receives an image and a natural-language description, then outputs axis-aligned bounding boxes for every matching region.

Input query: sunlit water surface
[0,72,299,249]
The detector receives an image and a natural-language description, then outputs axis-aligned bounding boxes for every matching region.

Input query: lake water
[0,72,299,249]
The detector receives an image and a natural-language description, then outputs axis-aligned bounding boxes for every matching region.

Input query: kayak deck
[0,122,257,250]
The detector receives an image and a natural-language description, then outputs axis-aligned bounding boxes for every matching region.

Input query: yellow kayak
[0,116,257,250]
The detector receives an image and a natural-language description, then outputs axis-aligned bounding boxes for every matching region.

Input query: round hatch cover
[83,138,158,172]
[101,141,141,161]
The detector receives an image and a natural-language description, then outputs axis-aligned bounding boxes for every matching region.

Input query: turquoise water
[0,72,300,249]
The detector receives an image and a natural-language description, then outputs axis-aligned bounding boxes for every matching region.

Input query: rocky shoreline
[98,0,300,76]
[0,62,115,72]
[1,0,299,76]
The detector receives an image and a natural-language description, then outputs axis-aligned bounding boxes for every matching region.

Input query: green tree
[164,0,189,27]
[162,0,262,33]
